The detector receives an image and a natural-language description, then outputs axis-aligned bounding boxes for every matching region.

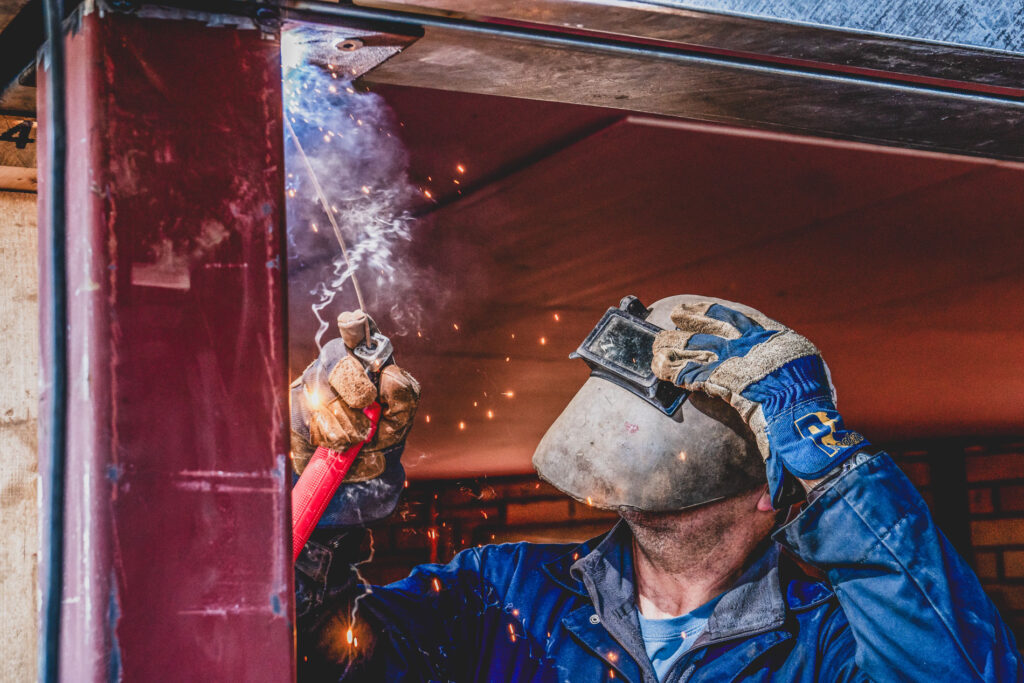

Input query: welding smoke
[282,26,442,361]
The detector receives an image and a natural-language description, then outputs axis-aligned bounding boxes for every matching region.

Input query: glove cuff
[765,398,867,480]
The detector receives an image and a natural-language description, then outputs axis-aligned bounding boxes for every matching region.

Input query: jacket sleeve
[295,528,496,681]
[774,450,1023,681]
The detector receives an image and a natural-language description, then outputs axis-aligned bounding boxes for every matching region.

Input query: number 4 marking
[0,121,35,149]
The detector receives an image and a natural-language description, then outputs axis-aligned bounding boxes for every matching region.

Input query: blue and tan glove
[290,312,420,526]
[651,300,866,505]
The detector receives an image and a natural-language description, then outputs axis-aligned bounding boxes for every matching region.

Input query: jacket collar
[698,543,787,645]
[570,521,656,682]
[543,520,804,644]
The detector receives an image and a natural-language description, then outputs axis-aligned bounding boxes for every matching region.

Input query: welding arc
[284,115,373,345]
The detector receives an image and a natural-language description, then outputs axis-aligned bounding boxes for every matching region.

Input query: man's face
[619,485,776,559]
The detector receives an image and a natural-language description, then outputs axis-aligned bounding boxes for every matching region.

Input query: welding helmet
[532,295,768,512]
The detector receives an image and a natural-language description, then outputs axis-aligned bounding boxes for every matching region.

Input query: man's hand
[290,312,420,483]
[651,300,866,504]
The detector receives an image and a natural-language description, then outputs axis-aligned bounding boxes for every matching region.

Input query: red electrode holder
[291,402,382,560]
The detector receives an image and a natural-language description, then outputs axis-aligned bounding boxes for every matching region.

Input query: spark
[540,337,547,345]
[425,415,431,423]
[511,333,516,340]
[554,313,560,322]
[328,85,338,94]
[404,480,409,488]
[481,511,489,519]
[346,87,355,94]
[323,134,330,142]
[502,391,515,398]
[361,185,370,194]
[512,609,519,617]
[486,410,494,419]
[458,421,466,431]
[453,323,460,331]
[608,652,618,662]
[287,189,297,198]
[586,497,593,505]
[356,119,363,126]
[456,163,466,174]
[453,179,460,185]
[505,356,510,362]
[346,628,353,645]
[310,222,318,233]
[417,330,423,338]
[678,451,687,461]
[572,553,579,561]
[305,386,322,409]
[423,189,433,199]
[473,401,478,407]
[432,577,441,592]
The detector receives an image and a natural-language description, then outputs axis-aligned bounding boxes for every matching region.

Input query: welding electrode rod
[284,115,372,344]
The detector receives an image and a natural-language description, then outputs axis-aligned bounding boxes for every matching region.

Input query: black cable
[39,0,67,681]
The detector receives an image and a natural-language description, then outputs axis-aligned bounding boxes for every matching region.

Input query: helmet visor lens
[572,307,688,415]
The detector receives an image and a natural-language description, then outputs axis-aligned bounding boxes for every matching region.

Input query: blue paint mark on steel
[271,593,283,616]
[266,257,280,270]
[108,573,123,683]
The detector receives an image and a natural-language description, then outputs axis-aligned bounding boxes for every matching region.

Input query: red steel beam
[37,9,293,680]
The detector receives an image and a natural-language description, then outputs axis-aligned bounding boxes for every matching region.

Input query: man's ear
[756,485,774,513]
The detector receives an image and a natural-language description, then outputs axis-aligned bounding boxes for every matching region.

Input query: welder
[292,296,1022,681]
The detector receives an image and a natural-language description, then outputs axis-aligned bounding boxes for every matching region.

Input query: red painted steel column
[37,8,293,681]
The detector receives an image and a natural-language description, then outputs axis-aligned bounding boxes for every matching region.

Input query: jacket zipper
[663,627,792,683]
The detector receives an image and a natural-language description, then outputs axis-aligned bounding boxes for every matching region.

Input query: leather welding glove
[290,313,420,485]
[651,301,866,505]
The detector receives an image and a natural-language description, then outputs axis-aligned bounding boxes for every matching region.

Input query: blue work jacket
[296,451,1022,681]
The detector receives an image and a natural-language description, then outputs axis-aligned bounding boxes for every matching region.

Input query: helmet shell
[532,295,767,511]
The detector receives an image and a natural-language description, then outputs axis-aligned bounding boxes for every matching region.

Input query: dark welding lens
[571,303,688,416]
[585,315,655,380]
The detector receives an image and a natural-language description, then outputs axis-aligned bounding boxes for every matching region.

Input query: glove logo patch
[794,410,864,457]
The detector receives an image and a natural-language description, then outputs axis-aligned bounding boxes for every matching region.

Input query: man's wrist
[797,476,825,492]
[799,448,880,503]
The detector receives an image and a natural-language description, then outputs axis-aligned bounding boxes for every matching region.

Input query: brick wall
[964,442,1024,637]
[361,437,1024,644]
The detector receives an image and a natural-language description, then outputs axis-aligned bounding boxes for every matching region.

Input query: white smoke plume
[282,25,440,357]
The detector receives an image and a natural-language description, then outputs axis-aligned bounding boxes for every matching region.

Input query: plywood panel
[0,190,37,682]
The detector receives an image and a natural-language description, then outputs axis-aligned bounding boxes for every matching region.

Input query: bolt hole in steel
[337,38,364,52]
